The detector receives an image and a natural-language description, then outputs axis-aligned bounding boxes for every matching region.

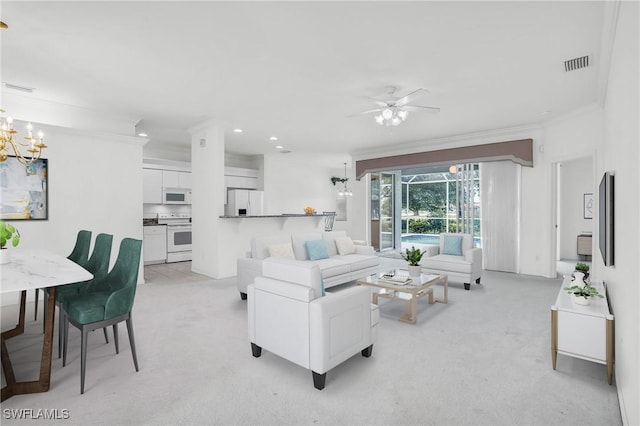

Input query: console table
[550,278,614,384]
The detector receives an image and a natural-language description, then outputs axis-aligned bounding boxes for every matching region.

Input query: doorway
[553,156,594,278]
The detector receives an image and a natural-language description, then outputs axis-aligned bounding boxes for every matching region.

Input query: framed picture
[583,192,593,219]
[0,156,49,220]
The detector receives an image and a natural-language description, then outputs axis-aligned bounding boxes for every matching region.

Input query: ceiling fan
[354,86,440,126]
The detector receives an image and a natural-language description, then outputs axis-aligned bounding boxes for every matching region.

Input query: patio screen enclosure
[370,164,480,251]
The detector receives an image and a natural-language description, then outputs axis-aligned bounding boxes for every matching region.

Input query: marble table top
[1,249,93,294]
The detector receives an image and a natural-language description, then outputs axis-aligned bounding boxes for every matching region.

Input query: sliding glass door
[379,173,395,250]
[370,172,396,251]
[371,165,482,253]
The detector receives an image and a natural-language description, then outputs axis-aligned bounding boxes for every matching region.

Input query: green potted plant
[0,220,21,264]
[564,283,603,306]
[575,262,589,273]
[573,262,590,285]
[401,246,426,277]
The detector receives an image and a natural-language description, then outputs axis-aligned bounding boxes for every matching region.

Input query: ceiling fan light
[382,109,393,120]
[398,110,408,121]
[374,114,384,125]
[391,117,401,126]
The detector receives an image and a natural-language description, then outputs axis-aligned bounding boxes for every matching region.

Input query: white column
[189,119,225,278]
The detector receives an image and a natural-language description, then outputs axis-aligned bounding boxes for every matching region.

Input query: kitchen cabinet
[143,168,163,204]
[225,175,258,190]
[551,278,614,384]
[143,225,167,265]
[162,170,191,189]
[224,167,259,204]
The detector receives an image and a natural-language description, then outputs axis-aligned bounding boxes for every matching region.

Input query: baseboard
[615,364,630,425]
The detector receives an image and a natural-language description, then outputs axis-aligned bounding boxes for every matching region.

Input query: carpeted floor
[1,258,621,425]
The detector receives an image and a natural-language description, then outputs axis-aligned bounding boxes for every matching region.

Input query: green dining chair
[62,238,142,394]
[56,233,114,358]
[35,230,92,321]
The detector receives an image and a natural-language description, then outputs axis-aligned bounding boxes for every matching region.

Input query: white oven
[158,213,192,262]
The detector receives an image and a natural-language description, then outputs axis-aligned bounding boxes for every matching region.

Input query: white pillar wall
[190,119,225,278]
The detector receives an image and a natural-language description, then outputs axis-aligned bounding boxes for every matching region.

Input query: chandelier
[0,110,47,165]
[338,163,353,197]
[374,108,409,127]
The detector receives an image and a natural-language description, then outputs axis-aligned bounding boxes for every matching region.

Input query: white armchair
[419,233,483,290]
[247,257,379,390]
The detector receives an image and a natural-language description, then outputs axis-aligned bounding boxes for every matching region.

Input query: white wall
[599,2,639,424]
[519,107,603,277]
[263,152,352,220]
[1,122,145,306]
[559,157,594,260]
[143,143,191,163]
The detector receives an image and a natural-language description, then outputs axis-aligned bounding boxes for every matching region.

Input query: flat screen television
[598,171,614,266]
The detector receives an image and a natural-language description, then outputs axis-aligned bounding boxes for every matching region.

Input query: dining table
[1,248,93,401]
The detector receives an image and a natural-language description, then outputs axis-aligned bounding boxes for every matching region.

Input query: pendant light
[338,163,353,197]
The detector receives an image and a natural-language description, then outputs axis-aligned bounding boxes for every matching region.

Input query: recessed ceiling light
[233,128,243,133]
[275,145,283,149]
[269,136,278,141]
[138,132,148,137]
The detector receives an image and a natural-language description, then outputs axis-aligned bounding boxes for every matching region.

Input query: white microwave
[163,188,191,205]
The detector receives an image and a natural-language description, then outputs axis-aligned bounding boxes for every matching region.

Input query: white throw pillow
[335,237,356,255]
[267,243,295,259]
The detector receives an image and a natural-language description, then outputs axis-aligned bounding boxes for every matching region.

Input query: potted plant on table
[572,262,590,286]
[564,282,603,306]
[401,246,426,277]
[0,220,21,264]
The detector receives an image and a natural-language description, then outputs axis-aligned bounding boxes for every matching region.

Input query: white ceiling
[1,1,605,159]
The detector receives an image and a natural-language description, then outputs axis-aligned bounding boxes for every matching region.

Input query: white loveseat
[237,231,380,300]
[248,258,379,389]
[419,233,483,290]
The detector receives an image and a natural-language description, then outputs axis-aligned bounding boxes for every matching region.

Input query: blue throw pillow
[442,235,463,256]
[305,240,329,261]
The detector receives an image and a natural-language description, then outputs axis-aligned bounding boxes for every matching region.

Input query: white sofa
[237,231,380,300]
[248,258,379,389]
[419,233,483,290]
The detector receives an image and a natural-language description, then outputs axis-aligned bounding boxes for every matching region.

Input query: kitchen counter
[203,212,329,278]
[219,213,331,219]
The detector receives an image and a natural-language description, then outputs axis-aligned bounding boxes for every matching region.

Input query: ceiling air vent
[564,55,590,72]
[3,82,34,93]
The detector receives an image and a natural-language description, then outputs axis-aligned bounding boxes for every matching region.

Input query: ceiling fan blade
[402,105,440,113]
[395,88,430,107]
[347,108,385,118]
[365,97,391,108]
